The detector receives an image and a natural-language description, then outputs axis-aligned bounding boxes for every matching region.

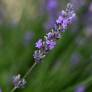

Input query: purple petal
[36,39,43,49]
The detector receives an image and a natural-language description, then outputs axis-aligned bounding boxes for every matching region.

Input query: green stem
[23,62,37,79]
[10,87,17,92]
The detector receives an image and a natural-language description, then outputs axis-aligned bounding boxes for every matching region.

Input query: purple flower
[75,85,86,92]
[46,40,56,50]
[56,16,64,24]
[56,3,76,30]
[61,10,67,17]
[68,13,76,22]
[13,74,21,87]
[57,17,69,29]
[33,50,46,62]
[62,19,69,29]
[47,31,61,40]
[36,39,43,49]
[34,3,76,63]
[47,32,53,39]
[12,74,26,88]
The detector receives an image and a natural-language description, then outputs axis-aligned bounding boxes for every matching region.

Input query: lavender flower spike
[34,3,76,63]
[10,3,76,92]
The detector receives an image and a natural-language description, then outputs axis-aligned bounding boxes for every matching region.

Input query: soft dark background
[0,0,92,92]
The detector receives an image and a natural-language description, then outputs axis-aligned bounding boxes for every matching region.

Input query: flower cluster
[56,3,76,30]
[33,3,76,63]
[12,74,26,88]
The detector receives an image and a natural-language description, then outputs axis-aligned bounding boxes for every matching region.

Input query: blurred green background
[0,0,92,92]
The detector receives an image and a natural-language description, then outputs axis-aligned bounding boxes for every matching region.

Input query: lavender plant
[11,3,76,92]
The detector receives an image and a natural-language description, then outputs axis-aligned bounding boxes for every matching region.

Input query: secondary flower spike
[34,3,76,63]
[12,74,26,88]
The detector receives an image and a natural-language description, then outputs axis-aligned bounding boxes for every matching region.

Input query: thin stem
[23,62,37,79]
[10,62,37,92]
[10,87,17,92]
